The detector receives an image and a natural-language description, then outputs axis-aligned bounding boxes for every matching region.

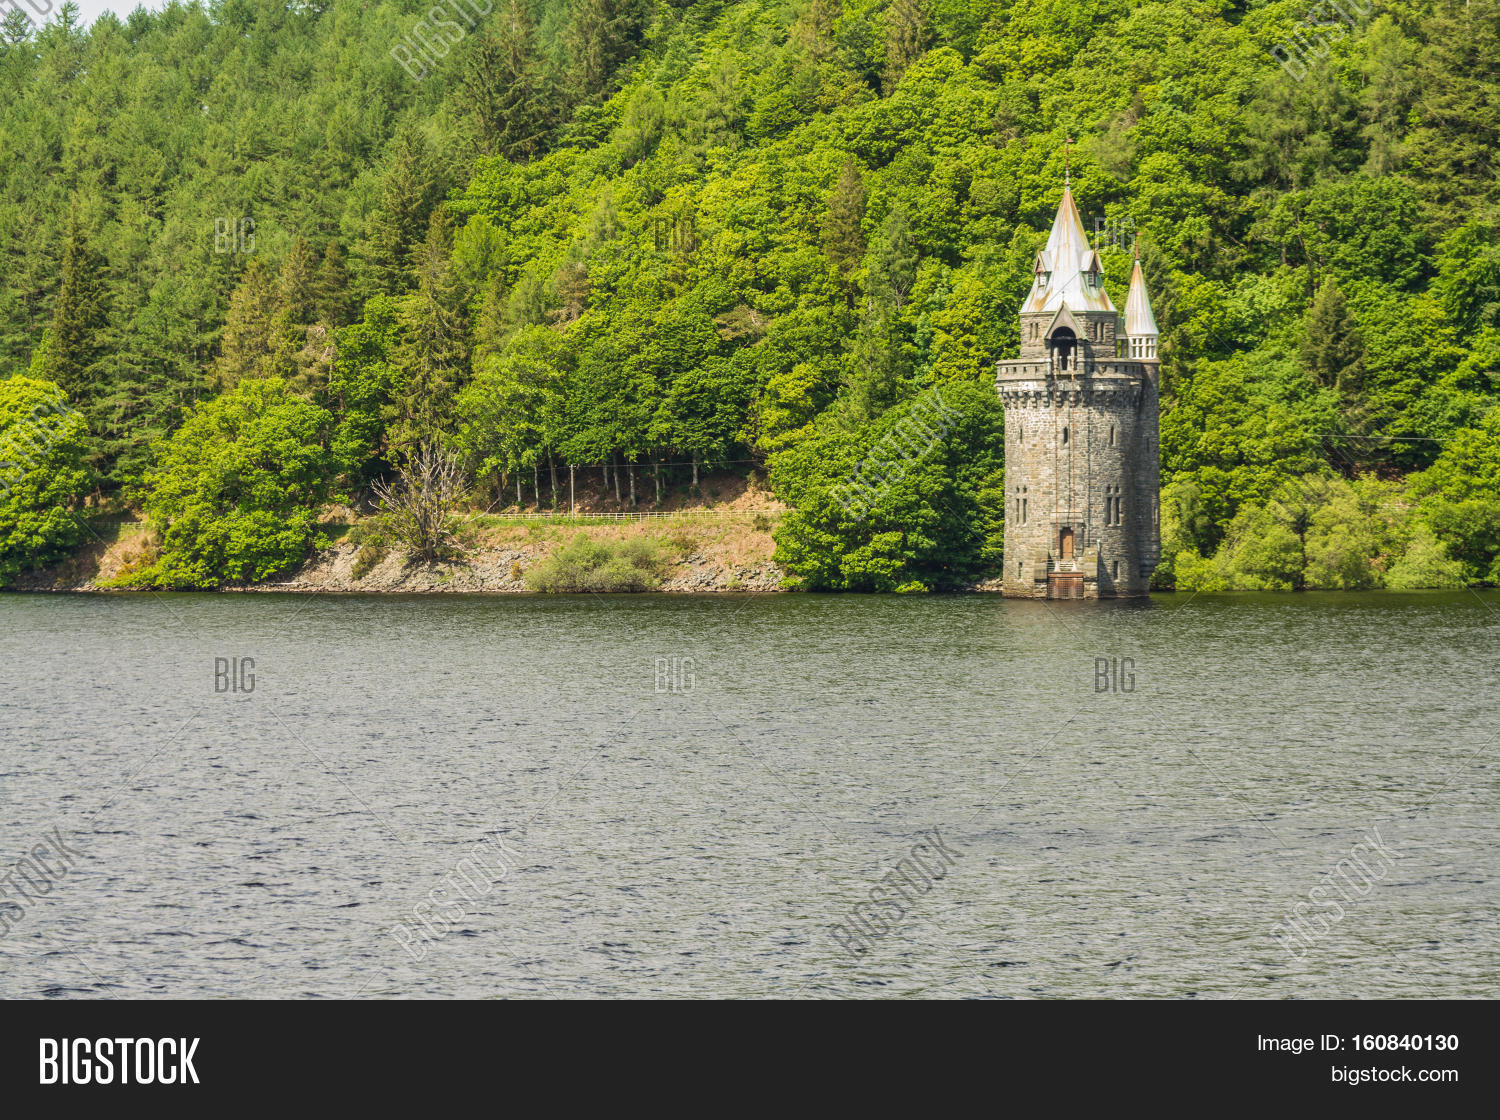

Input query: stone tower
[995,180,1160,598]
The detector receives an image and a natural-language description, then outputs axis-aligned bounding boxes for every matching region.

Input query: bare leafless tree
[372,442,471,562]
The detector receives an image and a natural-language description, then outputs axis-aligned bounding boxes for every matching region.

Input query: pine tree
[883,0,929,94]
[461,1,558,161]
[792,0,841,62]
[1357,17,1416,178]
[821,161,866,291]
[278,237,317,324]
[212,258,278,390]
[868,205,918,311]
[364,126,442,298]
[392,208,471,451]
[270,238,326,392]
[846,204,918,419]
[473,271,510,358]
[547,260,590,328]
[1300,280,1364,396]
[2,8,33,49]
[317,240,353,326]
[1405,0,1500,222]
[564,0,648,102]
[46,208,108,405]
[847,312,907,421]
[459,30,508,158]
[98,277,206,486]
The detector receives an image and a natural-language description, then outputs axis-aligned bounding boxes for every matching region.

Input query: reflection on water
[1,590,1496,998]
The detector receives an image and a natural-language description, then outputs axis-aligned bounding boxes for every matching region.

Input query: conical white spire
[1123,255,1158,338]
[1025,185,1116,315]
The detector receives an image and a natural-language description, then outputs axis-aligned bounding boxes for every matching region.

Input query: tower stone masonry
[995,181,1160,598]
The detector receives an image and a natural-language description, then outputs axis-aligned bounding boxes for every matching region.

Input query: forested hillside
[2,0,1498,591]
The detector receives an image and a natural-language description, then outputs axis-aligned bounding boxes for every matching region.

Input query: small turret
[1122,253,1158,360]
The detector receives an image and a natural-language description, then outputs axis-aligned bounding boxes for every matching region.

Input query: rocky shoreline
[9,535,787,594]
[248,541,786,594]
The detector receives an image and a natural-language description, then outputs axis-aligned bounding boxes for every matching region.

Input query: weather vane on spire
[1064,136,1074,187]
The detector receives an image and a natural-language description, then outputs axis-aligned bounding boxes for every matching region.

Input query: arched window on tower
[1051,326,1077,371]
[1061,426,1069,446]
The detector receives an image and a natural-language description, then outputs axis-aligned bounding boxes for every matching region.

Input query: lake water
[1,590,1496,998]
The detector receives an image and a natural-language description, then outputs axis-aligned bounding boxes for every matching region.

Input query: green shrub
[1211,504,1304,591]
[351,543,383,581]
[344,520,387,547]
[524,534,671,592]
[1385,525,1466,589]
[1302,476,1406,590]
[1170,549,1228,592]
[1410,409,1500,582]
[110,377,335,589]
[0,376,93,586]
[769,382,1005,591]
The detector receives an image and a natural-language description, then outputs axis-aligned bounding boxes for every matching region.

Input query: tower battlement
[995,182,1161,599]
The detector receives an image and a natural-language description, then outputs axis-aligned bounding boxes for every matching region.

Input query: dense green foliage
[111,378,335,588]
[769,382,1004,589]
[2,0,1498,589]
[0,375,92,582]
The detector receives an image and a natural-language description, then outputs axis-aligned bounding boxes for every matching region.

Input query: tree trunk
[569,463,575,516]
[516,473,523,508]
[613,452,623,504]
[549,454,558,507]
[628,458,636,506]
[533,460,539,505]
[653,460,661,507]
[691,452,699,491]
[604,458,612,495]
